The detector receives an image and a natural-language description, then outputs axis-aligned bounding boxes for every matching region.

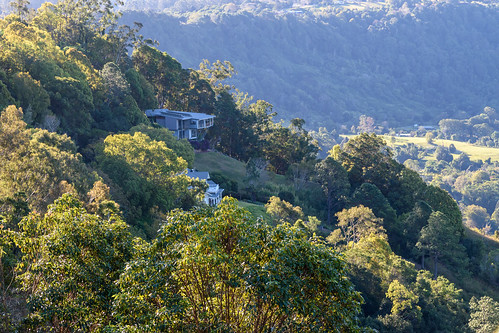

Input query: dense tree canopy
[3,195,365,331]
[16,194,133,331]
[0,105,97,211]
[336,133,400,193]
[315,157,350,224]
[121,1,499,132]
[95,132,205,236]
[111,198,363,332]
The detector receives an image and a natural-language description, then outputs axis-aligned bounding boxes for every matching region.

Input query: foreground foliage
[1,196,364,332]
[15,194,134,331]
[113,197,363,332]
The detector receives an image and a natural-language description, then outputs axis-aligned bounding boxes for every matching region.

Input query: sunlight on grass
[381,135,499,162]
[194,151,293,188]
[237,200,270,220]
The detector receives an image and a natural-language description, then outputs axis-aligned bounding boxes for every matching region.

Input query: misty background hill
[117,0,499,130]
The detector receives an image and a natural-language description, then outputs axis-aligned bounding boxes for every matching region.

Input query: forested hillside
[0,1,498,332]
[120,0,499,130]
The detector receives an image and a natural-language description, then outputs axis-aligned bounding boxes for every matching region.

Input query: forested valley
[117,0,499,131]
[0,0,498,332]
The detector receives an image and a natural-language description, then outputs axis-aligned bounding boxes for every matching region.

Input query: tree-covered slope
[1,1,499,331]
[121,1,499,129]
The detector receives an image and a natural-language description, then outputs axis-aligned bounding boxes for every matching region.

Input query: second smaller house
[145,109,215,140]
[186,169,224,206]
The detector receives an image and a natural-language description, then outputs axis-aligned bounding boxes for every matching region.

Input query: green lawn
[237,200,270,220]
[194,151,247,188]
[193,152,274,219]
[194,151,293,189]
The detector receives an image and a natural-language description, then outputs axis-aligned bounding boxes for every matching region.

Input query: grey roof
[186,170,210,181]
[145,109,215,121]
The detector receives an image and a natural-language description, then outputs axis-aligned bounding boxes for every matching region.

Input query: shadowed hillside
[121,1,499,130]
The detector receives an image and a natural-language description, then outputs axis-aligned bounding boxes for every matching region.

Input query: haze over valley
[118,0,499,130]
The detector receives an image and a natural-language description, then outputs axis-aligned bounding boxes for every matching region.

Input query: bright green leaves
[0,106,97,212]
[198,59,235,94]
[0,16,155,143]
[412,270,468,332]
[111,236,185,331]
[96,132,205,236]
[265,195,304,224]
[113,197,363,332]
[15,194,133,331]
[102,132,186,181]
[129,123,194,167]
[0,21,60,73]
[344,233,468,332]
[468,296,499,333]
[32,0,123,49]
[0,20,98,141]
[386,279,421,318]
[381,279,422,331]
[331,205,384,246]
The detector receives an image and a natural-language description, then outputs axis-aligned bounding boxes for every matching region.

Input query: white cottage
[186,169,224,206]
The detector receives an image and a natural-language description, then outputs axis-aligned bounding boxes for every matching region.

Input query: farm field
[382,135,499,162]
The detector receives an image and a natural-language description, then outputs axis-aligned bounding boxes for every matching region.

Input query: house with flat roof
[145,109,215,140]
[186,169,224,206]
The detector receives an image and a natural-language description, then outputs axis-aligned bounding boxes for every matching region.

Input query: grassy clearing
[194,151,247,187]
[237,200,270,220]
[380,135,499,162]
[194,151,293,189]
[464,227,499,250]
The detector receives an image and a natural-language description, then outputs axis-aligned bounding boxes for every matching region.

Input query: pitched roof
[186,169,210,181]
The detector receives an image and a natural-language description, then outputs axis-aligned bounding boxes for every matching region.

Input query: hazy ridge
[121,0,499,129]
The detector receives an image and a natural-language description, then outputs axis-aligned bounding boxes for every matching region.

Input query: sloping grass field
[237,200,270,220]
[194,151,247,186]
[193,151,293,189]
[194,151,280,220]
